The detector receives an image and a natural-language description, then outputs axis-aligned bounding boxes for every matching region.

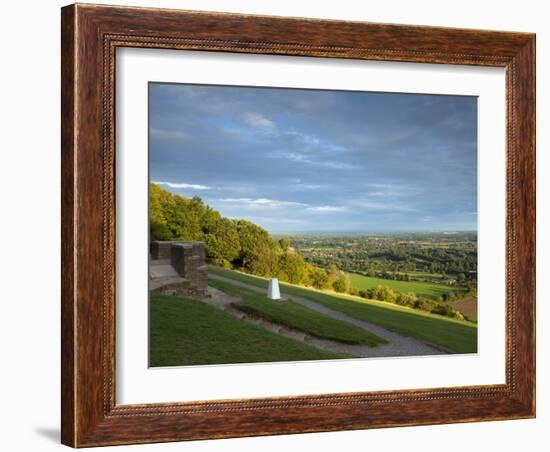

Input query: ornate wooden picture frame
[61,3,535,447]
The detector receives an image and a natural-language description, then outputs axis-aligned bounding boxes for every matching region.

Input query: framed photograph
[61,3,535,447]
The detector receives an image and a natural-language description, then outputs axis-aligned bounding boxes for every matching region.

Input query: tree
[327,264,340,287]
[332,272,351,293]
[395,292,416,307]
[148,183,336,285]
[149,183,171,240]
[414,297,434,311]
[278,236,290,252]
[169,195,209,240]
[203,218,240,267]
[277,251,309,285]
[243,243,279,277]
[234,220,276,271]
[431,303,455,318]
[369,285,397,303]
[308,266,330,289]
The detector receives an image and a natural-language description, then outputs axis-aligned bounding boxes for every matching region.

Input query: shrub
[453,311,465,321]
[414,297,435,312]
[332,272,351,293]
[395,292,416,307]
[431,303,455,318]
[368,285,397,303]
[308,266,330,290]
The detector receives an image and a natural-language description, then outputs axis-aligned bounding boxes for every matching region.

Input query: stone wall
[150,241,175,260]
[150,241,208,297]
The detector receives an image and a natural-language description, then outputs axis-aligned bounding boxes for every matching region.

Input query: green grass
[348,273,459,299]
[209,267,477,354]
[149,293,349,367]
[209,279,385,346]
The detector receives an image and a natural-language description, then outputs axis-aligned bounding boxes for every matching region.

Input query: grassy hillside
[149,293,349,367]
[349,273,458,299]
[209,279,385,346]
[209,266,477,354]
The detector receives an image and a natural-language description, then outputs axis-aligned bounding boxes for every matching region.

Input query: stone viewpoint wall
[150,241,208,297]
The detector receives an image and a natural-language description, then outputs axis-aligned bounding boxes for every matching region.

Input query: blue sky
[149,83,477,234]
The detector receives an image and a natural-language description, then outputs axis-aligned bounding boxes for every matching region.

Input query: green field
[348,273,459,299]
[209,267,477,354]
[209,279,385,346]
[150,293,349,366]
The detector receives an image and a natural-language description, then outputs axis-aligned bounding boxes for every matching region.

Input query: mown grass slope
[150,293,349,367]
[209,267,477,354]
[209,279,385,346]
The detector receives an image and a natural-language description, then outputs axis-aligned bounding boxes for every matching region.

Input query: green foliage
[368,285,397,303]
[414,297,436,312]
[150,185,217,242]
[243,244,279,277]
[308,266,330,290]
[332,271,351,293]
[149,183,174,240]
[204,217,240,267]
[150,183,265,268]
[395,292,417,307]
[277,251,309,285]
[291,233,478,289]
[232,220,278,277]
[431,303,455,317]
[278,236,290,252]
[149,183,334,288]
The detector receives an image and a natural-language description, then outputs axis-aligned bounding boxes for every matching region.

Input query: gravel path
[208,274,446,358]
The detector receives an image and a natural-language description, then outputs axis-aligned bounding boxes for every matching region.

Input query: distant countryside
[148,83,478,367]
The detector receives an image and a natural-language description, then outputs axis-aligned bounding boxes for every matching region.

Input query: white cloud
[217,198,307,209]
[269,151,358,170]
[283,152,311,163]
[153,181,212,190]
[289,182,328,191]
[240,112,275,130]
[322,161,358,170]
[366,183,394,189]
[287,131,347,153]
[365,183,413,197]
[306,206,349,213]
[348,199,413,212]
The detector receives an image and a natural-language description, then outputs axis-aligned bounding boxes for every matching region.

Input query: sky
[149,83,477,234]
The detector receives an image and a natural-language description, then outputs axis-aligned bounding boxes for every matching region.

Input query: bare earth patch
[450,298,478,318]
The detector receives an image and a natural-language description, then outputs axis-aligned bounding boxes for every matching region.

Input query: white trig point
[267,278,281,300]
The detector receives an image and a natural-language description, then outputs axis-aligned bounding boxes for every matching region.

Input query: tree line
[150,183,350,292]
[353,286,473,322]
[150,183,469,321]
[293,235,478,279]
